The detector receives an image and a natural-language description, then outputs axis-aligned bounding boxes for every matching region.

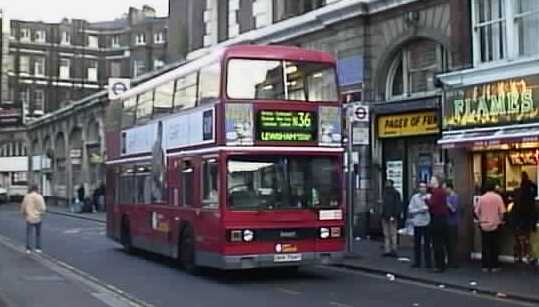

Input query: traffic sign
[108,78,131,100]
[350,104,369,122]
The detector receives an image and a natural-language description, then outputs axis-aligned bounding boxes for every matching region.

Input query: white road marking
[329,301,354,307]
[275,287,302,295]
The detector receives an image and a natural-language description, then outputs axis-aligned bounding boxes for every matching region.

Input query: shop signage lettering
[443,76,539,129]
[378,111,439,138]
[256,110,317,142]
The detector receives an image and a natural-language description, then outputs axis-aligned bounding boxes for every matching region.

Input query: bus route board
[256,110,318,142]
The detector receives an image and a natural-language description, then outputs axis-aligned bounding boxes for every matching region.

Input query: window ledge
[439,55,539,88]
[385,90,441,103]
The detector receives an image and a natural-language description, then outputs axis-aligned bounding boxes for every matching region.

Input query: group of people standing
[475,172,538,272]
[71,183,106,213]
[382,171,538,273]
[382,176,459,273]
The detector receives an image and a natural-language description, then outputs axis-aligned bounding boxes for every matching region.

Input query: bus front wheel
[179,226,200,275]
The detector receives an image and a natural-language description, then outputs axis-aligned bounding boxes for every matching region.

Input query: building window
[473,0,539,64]
[153,32,165,44]
[34,30,46,43]
[59,58,70,79]
[61,31,71,45]
[20,88,29,107]
[111,35,121,48]
[20,28,31,41]
[6,55,15,73]
[273,0,325,22]
[34,89,45,115]
[473,0,507,63]
[136,33,146,45]
[386,40,446,100]
[87,61,98,81]
[228,0,240,38]
[110,61,122,77]
[133,60,146,77]
[12,172,28,185]
[203,0,218,47]
[514,0,539,56]
[88,35,99,48]
[253,0,273,28]
[19,56,30,74]
[34,57,46,77]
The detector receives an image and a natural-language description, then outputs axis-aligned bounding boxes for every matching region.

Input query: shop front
[376,107,442,203]
[440,73,539,261]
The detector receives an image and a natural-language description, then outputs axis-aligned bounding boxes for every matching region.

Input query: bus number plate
[274,253,302,263]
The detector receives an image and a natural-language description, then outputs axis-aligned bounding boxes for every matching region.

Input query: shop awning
[439,123,539,148]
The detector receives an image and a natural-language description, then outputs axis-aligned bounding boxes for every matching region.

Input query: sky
[0,0,168,22]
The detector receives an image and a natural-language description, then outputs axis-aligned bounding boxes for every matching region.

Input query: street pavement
[0,204,533,307]
[0,232,130,307]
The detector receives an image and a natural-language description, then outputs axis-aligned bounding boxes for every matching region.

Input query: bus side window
[181,161,193,207]
[202,158,219,209]
[198,62,220,104]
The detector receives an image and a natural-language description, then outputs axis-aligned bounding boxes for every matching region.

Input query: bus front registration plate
[274,253,302,263]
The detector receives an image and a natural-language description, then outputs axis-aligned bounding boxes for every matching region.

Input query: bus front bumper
[198,251,344,270]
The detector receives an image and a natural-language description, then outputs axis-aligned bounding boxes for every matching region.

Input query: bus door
[179,159,198,238]
[195,157,222,253]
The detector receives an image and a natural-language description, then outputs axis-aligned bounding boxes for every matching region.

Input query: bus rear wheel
[121,218,134,254]
[179,226,200,275]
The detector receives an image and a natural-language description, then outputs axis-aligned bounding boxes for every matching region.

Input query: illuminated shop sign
[256,110,318,142]
[443,75,539,129]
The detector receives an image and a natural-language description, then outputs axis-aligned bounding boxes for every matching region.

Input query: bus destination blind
[256,110,317,142]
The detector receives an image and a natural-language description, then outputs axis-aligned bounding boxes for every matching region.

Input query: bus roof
[116,45,335,101]
[223,45,335,64]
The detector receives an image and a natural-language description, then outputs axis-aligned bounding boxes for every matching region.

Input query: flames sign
[443,75,539,129]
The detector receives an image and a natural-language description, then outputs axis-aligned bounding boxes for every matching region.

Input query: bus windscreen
[227,59,338,102]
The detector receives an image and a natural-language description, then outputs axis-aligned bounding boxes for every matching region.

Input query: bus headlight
[243,229,254,242]
[320,227,330,239]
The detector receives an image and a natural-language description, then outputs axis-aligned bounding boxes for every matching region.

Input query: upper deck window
[227,59,338,102]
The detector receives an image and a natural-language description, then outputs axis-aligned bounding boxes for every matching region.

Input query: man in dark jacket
[381,179,402,257]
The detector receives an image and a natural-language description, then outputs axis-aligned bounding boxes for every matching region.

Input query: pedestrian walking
[445,182,460,268]
[20,184,47,254]
[408,182,432,268]
[475,181,506,272]
[381,179,402,257]
[426,176,449,273]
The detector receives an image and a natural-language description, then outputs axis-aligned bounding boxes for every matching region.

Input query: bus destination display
[256,110,317,142]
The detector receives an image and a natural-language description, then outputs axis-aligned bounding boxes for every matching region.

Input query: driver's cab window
[181,160,194,207]
[202,158,219,208]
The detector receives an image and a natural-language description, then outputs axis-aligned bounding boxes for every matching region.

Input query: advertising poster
[225,104,254,145]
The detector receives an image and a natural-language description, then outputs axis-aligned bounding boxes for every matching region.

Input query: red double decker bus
[105,45,345,272]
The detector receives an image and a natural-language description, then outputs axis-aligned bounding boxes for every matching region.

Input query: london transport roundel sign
[108,78,131,100]
[352,104,369,122]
